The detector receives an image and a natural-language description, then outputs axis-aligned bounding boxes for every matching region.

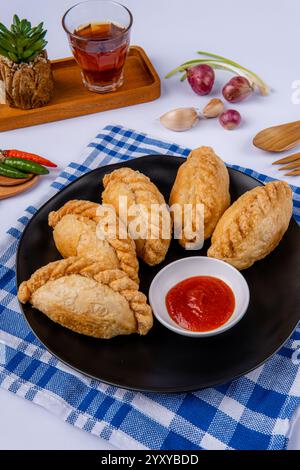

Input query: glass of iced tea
[62,0,133,93]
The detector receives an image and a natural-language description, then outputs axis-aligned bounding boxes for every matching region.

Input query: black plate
[17,156,300,393]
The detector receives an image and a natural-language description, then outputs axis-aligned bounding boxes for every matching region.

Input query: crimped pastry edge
[102,167,172,265]
[18,256,152,335]
[48,199,139,283]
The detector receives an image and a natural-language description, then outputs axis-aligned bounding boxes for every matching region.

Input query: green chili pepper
[0,163,29,179]
[3,157,49,175]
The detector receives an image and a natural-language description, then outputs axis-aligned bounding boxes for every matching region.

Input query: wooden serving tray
[0,46,160,132]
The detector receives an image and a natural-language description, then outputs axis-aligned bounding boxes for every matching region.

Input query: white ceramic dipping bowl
[149,256,250,337]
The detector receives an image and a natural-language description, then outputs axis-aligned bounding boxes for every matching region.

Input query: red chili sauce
[165,276,235,332]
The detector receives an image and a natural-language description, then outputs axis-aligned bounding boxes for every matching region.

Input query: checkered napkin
[1,124,300,451]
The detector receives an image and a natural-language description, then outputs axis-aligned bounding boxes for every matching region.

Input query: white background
[0,0,299,450]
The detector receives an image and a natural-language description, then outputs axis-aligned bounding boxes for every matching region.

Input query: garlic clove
[202,98,225,119]
[160,107,199,131]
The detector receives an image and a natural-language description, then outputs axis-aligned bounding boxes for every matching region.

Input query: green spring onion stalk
[166,51,269,96]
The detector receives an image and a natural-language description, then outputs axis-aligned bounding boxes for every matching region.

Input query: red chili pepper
[2,149,57,167]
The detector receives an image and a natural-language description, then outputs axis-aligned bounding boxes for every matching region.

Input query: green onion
[165,51,269,96]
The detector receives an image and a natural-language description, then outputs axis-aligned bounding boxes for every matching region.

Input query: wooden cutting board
[0,46,161,132]
[0,174,33,186]
[0,175,38,199]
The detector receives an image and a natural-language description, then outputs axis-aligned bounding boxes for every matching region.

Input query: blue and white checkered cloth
[1,124,300,450]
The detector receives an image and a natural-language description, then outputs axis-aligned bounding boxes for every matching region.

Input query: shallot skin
[222,76,253,103]
[187,64,215,96]
[219,110,241,130]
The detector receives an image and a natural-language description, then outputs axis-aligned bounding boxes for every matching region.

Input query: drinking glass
[62,0,133,93]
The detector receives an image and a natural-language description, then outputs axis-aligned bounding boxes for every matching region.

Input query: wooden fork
[273,152,300,176]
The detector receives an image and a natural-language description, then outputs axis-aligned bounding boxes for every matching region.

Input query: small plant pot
[0,51,54,110]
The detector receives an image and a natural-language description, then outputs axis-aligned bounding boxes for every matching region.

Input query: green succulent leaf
[0,15,47,63]
[27,52,39,62]
[0,31,12,42]
[0,37,17,53]
[21,20,31,34]
[13,15,21,26]
[30,39,47,52]
[8,51,18,62]
[16,38,24,55]
[0,23,12,36]
[11,24,18,35]
[22,48,34,59]
[0,46,9,59]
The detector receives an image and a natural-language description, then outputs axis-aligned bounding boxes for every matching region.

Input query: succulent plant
[0,15,53,109]
[0,14,48,64]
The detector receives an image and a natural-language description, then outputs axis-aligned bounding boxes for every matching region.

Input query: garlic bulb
[202,99,224,118]
[160,107,199,131]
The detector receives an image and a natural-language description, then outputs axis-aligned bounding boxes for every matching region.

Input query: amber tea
[63,2,133,93]
[70,22,129,91]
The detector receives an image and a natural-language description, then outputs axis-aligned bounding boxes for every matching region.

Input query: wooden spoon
[253,121,300,152]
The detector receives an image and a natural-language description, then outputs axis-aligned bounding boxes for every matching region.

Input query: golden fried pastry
[102,168,172,266]
[48,200,139,284]
[208,181,293,270]
[18,257,153,339]
[169,146,230,248]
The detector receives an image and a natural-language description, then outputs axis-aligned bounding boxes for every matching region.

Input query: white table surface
[0,0,299,450]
